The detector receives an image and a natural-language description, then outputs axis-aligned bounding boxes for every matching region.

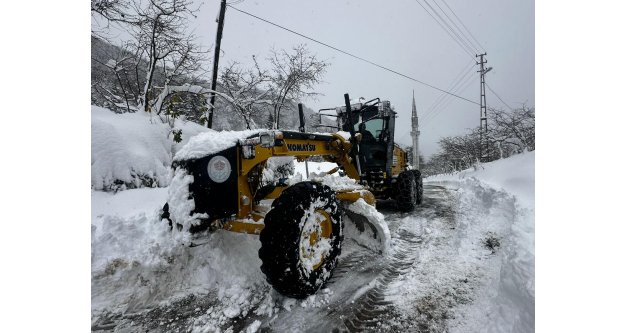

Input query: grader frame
[216,129,375,235]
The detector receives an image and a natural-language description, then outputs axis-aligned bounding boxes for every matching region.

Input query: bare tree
[92,0,210,147]
[126,0,208,113]
[91,0,142,40]
[91,41,139,112]
[219,57,273,129]
[92,0,132,23]
[487,105,535,155]
[436,128,481,171]
[425,105,536,176]
[267,44,329,128]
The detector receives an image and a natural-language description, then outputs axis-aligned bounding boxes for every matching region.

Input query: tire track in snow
[337,229,423,332]
[259,185,454,333]
[330,185,455,332]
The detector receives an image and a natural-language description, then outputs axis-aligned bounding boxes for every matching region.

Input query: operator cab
[336,99,396,180]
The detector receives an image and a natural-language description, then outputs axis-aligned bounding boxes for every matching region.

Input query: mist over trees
[422,105,535,176]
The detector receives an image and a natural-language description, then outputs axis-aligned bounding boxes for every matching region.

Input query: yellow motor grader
[162,93,422,298]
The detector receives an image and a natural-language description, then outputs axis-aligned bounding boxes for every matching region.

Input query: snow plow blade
[336,190,390,254]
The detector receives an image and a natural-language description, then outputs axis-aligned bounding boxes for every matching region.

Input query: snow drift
[91,105,210,191]
[427,151,535,333]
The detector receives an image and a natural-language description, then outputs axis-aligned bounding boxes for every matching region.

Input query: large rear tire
[396,171,417,212]
[410,169,424,205]
[258,181,343,298]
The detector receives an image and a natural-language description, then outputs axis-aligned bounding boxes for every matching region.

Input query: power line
[413,0,476,60]
[422,66,476,124]
[431,0,479,52]
[440,0,486,52]
[422,77,474,127]
[422,62,475,121]
[422,60,475,119]
[227,5,479,106]
[422,70,475,126]
[486,83,514,111]
[422,71,474,125]
[422,61,477,121]
[421,0,476,54]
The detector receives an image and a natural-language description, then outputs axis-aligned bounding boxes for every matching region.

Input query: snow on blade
[343,198,391,254]
[305,170,391,254]
[312,171,361,191]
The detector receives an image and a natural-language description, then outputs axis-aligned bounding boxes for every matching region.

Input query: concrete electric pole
[477,53,492,162]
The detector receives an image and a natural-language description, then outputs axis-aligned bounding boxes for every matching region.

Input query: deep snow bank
[428,151,535,207]
[91,187,271,319]
[91,105,210,191]
[427,152,535,333]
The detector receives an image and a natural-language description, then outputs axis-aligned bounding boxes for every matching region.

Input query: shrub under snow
[91,105,210,191]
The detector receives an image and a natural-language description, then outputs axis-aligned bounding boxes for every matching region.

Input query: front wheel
[258,182,343,298]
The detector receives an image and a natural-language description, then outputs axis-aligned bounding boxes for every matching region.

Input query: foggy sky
[101,0,535,158]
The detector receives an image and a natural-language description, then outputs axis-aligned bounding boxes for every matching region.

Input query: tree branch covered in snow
[486,105,535,153]
[219,57,274,130]
[92,0,209,114]
[424,106,535,176]
[267,44,329,129]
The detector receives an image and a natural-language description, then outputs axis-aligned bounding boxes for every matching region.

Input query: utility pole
[476,53,492,162]
[411,90,420,170]
[207,0,227,129]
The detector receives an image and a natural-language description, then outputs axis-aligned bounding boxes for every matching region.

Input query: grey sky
[99,0,534,158]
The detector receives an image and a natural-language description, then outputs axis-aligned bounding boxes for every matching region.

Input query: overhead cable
[430,0,480,52]
[413,0,476,60]
[420,0,476,55]
[439,0,486,51]
[486,83,514,111]
[422,60,475,119]
[227,4,479,106]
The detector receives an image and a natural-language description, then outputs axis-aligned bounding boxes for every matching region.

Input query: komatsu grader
[162,93,423,298]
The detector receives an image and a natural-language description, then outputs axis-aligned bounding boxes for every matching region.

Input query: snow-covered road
[92,175,534,332]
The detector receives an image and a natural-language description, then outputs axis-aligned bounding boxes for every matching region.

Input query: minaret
[411,91,420,170]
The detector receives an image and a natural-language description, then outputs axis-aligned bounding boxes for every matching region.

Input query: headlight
[259,132,274,148]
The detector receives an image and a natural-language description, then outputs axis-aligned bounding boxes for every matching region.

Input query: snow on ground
[91,187,273,324]
[424,151,535,333]
[91,187,168,221]
[428,152,535,207]
[91,107,533,331]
